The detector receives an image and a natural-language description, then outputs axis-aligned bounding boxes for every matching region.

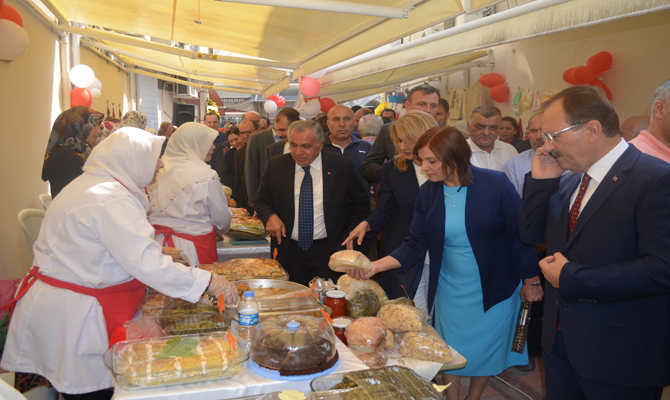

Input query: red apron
[1,267,146,341]
[153,224,218,264]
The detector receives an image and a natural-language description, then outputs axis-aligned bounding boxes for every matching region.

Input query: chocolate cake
[251,315,338,376]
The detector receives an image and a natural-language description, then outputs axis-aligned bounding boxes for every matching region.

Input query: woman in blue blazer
[343,110,437,310]
[350,127,543,400]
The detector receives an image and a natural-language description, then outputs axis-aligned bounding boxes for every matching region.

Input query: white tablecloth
[112,340,368,400]
[217,237,271,262]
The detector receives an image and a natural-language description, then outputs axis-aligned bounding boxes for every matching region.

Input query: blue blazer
[518,145,670,387]
[365,161,423,300]
[390,166,538,314]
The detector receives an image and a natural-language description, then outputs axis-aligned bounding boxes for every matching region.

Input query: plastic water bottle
[238,291,259,341]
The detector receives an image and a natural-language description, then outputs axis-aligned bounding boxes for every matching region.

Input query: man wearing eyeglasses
[502,112,545,196]
[518,85,670,400]
[466,105,518,171]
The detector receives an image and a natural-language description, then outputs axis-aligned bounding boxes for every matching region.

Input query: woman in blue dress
[349,126,543,400]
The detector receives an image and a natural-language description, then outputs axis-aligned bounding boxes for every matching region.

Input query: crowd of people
[2,78,670,400]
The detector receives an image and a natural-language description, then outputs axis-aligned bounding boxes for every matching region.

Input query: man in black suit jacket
[361,84,440,183]
[518,86,670,400]
[254,120,370,285]
[264,140,286,164]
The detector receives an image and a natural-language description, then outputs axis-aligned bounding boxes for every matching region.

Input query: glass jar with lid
[324,290,347,318]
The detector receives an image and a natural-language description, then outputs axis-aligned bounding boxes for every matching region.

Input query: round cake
[250,315,338,376]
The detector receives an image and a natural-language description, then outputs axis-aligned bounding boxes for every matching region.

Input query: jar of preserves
[331,317,353,345]
[324,290,347,318]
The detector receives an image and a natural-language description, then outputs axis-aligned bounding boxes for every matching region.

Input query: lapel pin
[612,176,618,182]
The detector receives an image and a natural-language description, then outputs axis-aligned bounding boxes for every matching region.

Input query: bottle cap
[286,322,300,330]
[331,317,352,329]
[326,290,346,299]
[244,291,255,297]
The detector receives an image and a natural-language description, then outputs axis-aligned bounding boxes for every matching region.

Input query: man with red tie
[518,85,670,400]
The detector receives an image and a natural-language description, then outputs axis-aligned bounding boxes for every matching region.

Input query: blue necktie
[298,166,313,251]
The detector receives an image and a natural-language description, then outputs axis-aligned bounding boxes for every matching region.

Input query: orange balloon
[489,84,509,103]
[573,66,596,85]
[480,73,505,88]
[587,52,612,75]
[71,88,92,108]
[0,4,23,28]
[319,98,336,113]
[589,79,612,101]
[562,67,581,85]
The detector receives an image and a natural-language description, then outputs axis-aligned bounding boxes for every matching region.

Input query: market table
[111,339,368,400]
[217,237,271,262]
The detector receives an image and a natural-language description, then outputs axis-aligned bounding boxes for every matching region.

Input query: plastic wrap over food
[346,288,381,319]
[199,259,289,281]
[227,216,266,240]
[384,330,395,350]
[125,315,165,341]
[105,332,248,389]
[162,247,190,266]
[337,275,388,303]
[309,366,442,400]
[377,304,427,333]
[349,346,388,369]
[344,317,387,353]
[140,288,175,317]
[398,328,454,364]
[230,207,250,217]
[382,297,415,307]
[329,250,372,273]
[158,304,231,335]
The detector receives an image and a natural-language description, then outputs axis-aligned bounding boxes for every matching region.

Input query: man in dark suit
[245,108,300,204]
[361,84,440,183]
[518,85,670,399]
[264,139,286,164]
[254,120,370,285]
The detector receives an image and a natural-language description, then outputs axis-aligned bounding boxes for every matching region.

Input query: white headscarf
[83,127,165,211]
[149,122,217,207]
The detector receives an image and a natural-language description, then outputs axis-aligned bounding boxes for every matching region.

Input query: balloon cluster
[562,52,613,100]
[299,76,336,114]
[480,73,509,103]
[263,94,286,113]
[0,2,29,61]
[69,64,103,107]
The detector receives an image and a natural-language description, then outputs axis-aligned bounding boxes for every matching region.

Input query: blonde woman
[343,110,437,312]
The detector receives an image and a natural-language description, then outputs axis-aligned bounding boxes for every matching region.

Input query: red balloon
[587,52,612,75]
[589,79,612,101]
[299,76,320,97]
[0,4,23,27]
[480,73,505,88]
[489,84,509,103]
[572,66,596,85]
[562,67,581,85]
[71,88,92,108]
[319,98,336,113]
[276,96,286,107]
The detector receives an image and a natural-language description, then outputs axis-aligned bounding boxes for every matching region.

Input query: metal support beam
[216,0,409,19]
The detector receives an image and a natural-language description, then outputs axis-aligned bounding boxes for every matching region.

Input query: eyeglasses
[542,123,585,143]
[240,129,255,136]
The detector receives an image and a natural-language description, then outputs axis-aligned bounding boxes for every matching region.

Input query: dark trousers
[285,238,342,286]
[544,331,663,400]
[62,389,113,400]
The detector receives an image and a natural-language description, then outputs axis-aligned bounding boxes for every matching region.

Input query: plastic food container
[104,332,248,390]
[157,304,231,335]
[309,366,442,399]
[251,315,338,376]
[227,216,267,240]
[225,296,332,323]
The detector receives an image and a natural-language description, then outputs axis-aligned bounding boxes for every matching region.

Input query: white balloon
[90,88,102,98]
[0,20,29,61]
[70,64,95,88]
[264,100,278,114]
[305,99,321,115]
[87,78,102,92]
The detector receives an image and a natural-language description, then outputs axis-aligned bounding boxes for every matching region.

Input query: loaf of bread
[345,317,387,353]
[377,304,427,333]
[329,250,372,273]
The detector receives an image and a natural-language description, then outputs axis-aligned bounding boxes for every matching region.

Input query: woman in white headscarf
[1,128,238,400]
[148,122,232,266]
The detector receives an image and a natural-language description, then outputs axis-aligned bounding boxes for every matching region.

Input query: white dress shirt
[413,162,428,186]
[291,153,327,241]
[467,138,518,171]
[283,141,290,154]
[570,138,629,214]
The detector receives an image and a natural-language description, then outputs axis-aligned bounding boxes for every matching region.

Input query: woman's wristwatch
[523,282,541,286]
